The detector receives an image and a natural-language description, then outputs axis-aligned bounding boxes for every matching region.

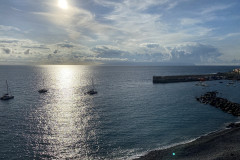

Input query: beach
[135,123,240,160]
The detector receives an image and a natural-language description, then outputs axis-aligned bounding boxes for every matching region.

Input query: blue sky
[0,0,240,65]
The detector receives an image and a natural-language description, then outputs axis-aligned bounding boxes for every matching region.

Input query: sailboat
[38,79,48,93]
[85,78,97,95]
[0,80,14,100]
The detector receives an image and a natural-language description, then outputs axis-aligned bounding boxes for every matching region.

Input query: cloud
[0,39,19,43]
[169,43,222,64]
[231,59,240,65]
[86,43,223,65]
[24,49,30,55]
[94,0,177,12]
[0,25,21,32]
[33,1,114,41]
[53,49,58,54]
[217,32,240,41]
[2,48,11,54]
[22,45,49,50]
[48,54,52,59]
[33,0,187,44]
[0,37,225,65]
[0,38,49,62]
[143,43,160,49]
[57,43,74,48]
[0,0,239,65]
[180,18,202,26]
[201,4,233,15]
[92,45,128,58]
[166,1,179,10]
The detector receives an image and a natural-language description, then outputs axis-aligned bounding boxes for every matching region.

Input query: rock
[196,91,240,117]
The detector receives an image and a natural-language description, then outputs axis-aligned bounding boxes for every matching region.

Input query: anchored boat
[0,80,14,100]
[85,78,97,95]
[38,79,48,93]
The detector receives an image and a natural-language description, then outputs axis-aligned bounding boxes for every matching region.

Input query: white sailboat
[0,80,14,100]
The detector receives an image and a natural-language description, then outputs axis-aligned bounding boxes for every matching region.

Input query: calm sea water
[0,65,240,159]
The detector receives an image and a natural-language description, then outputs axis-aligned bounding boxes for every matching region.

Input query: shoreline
[134,122,240,160]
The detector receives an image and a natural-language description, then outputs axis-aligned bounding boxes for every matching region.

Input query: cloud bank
[0,0,239,65]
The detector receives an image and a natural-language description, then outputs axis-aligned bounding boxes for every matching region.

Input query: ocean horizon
[0,65,240,159]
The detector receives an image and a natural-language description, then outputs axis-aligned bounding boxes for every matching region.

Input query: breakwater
[196,91,240,116]
[153,70,239,83]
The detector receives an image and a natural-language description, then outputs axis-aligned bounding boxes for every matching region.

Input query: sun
[58,0,68,9]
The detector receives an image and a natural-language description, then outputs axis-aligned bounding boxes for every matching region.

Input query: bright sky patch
[58,0,68,9]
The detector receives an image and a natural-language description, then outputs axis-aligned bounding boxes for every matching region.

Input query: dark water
[0,65,239,159]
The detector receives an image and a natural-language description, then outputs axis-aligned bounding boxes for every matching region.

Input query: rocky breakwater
[196,91,240,116]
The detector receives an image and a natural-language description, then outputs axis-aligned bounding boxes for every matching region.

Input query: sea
[0,65,240,160]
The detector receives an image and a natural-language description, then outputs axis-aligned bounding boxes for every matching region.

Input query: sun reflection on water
[31,65,99,159]
[57,66,74,88]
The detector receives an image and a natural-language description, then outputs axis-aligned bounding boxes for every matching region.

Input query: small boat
[38,88,48,93]
[227,81,235,86]
[195,82,208,87]
[228,81,234,85]
[0,80,14,100]
[195,82,200,86]
[85,78,97,95]
[85,89,98,95]
[38,79,48,93]
[201,83,208,87]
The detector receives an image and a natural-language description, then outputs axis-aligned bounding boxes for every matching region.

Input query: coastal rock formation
[196,91,240,116]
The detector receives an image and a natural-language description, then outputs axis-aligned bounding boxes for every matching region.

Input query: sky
[0,0,240,65]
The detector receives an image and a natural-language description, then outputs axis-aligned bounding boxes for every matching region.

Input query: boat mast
[6,80,9,94]
[92,78,95,89]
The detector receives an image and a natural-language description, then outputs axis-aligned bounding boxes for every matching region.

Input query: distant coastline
[153,68,240,83]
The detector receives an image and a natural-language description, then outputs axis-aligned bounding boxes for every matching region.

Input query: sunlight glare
[57,66,74,89]
[58,0,68,9]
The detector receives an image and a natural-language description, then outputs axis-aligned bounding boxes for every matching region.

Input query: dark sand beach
[135,123,240,160]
